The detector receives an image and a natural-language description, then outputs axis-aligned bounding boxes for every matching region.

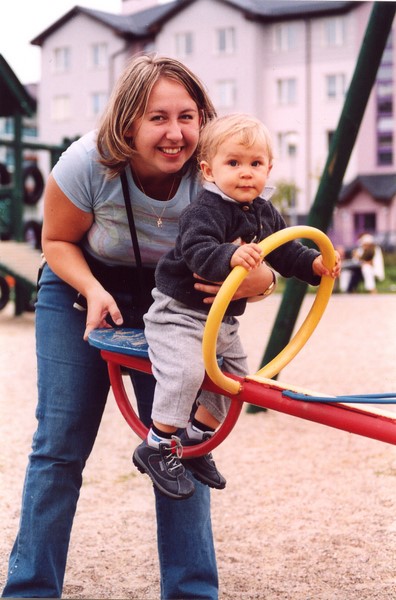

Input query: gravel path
[1,293,395,599]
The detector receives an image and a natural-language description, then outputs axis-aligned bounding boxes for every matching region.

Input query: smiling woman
[126,78,202,199]
[1,54,224,600]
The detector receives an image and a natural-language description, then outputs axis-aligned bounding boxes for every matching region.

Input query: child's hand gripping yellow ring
[202,226,336,396]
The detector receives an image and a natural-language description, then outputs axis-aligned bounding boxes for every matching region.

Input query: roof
[31,1,190,45]
[222,0,359,21]
[339,174,396,204]
[0,54,36,117]
[30,0,360,46]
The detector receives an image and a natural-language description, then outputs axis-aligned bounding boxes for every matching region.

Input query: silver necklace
[133,171,177,228]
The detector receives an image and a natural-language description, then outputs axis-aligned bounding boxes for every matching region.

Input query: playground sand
[1,293,395,599]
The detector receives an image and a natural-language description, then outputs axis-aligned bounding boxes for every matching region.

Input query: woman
[2,55,272,599]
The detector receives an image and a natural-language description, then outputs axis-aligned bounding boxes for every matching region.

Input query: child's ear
[200,161,215,182]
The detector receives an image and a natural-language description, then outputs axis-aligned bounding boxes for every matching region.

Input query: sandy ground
[1,292,396,599]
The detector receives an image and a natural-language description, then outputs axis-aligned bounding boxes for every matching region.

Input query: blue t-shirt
[52,130,200,267]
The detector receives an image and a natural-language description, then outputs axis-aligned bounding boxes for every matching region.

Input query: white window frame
[175,32,193,57]
[90,92,108,118]
[216,80,236,108]
[277,131,298,160]
[277,78,297,105]
[90,43,108,69]
[377,82,393,97]
[216,27,236,55]
[377,116,394,133]
[273,23,298,52]
[322,16,346,47]
[51,95,71,122]
[53,47,71,73]
[326,73,346,99]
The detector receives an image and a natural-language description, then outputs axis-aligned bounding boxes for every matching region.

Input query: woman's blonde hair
[197,113,273,166]
[97,54,216,178]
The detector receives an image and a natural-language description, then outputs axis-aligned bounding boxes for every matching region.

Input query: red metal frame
[102,349,396,456]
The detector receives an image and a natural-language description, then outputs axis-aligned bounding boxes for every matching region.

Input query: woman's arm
[195,251,341,305]
[193,263,274,304]
[42,174,123,338]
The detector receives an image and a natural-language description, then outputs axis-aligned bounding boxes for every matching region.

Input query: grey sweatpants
[143,288,248,428]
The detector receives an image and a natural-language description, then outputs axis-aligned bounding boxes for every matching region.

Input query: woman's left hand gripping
[83,289,123,341]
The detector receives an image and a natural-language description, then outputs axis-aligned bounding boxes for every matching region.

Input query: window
[51,95,71,121]
[175,32,193,57]
[277,79,297,105]
[377,82,393,97]
[0,117,36,140]
[277,132,298,159]
[216,80,236,108]
[216,27,236,54]
[3,118,13,135]
[354,213,376,235]
[22,124,38,138]
[90,43,107,69]
[377,97,393,115]
[90,92,108,118]
[274,23,298,52]
[376,31,393,165]
[326,74,346,99]
[322,17,346,47]
[377,64,393,81]
[377,132,393,165]
[53,47,71,73]
[377,116,394,133]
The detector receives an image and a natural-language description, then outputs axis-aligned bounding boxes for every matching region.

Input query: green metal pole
[248,1,396,413]
[10,113,24,241]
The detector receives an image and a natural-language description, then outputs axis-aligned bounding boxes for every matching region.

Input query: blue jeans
[2,265,218,599]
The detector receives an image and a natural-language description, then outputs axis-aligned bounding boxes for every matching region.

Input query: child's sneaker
[180,432,226,490]
[133,436,195,500]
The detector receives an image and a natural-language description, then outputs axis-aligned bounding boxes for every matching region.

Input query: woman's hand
[83,288,123,341]
[193,263,273,305]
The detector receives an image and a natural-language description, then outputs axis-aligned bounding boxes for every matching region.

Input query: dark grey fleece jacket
[155,186,320,316]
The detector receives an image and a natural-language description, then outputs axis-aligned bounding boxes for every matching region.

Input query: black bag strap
[120,170,145,301]
[120,169,143,270]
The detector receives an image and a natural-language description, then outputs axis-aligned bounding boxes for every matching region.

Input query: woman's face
[129,77,201,179]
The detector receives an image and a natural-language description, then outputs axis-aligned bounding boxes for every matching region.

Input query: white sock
[186,421,207,441]
[146,427,172,449]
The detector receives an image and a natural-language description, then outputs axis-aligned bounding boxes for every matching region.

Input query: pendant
[157,217,163,228]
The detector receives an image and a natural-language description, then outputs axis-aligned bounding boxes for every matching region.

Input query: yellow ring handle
[202,226,336,395]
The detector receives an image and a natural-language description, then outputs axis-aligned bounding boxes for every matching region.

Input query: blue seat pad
[88,328,149,358]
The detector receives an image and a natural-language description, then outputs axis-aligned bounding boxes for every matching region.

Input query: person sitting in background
[343,233,385,293]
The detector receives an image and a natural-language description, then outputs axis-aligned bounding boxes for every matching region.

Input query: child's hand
[312,250,341,278]
[230,243,263,271]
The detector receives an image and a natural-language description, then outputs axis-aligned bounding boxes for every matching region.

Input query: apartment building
[28,0,396,248]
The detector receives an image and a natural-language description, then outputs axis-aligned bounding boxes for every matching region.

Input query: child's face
[200,136,272,203]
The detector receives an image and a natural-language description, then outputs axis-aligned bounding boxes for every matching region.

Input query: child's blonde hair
[197,113,273,166]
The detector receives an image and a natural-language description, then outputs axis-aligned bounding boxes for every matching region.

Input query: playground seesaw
[88,226,396,455]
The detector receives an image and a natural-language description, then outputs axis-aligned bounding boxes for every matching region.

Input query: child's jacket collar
[203,181,275,203]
